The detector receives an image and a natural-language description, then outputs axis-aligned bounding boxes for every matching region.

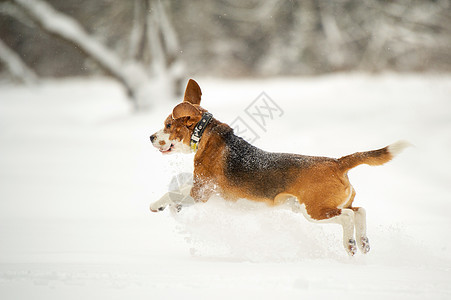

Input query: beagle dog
[149,79,409,256]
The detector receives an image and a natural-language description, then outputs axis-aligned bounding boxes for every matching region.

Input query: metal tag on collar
[190,141,198,152]
[190,135,200,151]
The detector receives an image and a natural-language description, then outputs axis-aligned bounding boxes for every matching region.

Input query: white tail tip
[388,140,412,156]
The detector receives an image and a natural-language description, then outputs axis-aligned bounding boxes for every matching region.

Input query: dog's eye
[166,123,171,129]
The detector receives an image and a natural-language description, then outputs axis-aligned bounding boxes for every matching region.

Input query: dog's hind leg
[276,194,359,256]
[352,207,370,254]
[274,193,301,212]
[324,208,357,256]
[303,207,357,256]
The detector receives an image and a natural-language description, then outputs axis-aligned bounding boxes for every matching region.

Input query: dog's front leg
[150,183,195,213]
[171,183,196,213]
[190,179,214,203]
[149,192,173,212]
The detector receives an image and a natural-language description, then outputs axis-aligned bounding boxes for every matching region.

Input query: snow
[1,74,451,299]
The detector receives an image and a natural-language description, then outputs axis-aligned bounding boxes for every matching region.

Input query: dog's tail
[338,141,411,172]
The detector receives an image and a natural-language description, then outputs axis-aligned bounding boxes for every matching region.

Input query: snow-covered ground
[0,74,450,299]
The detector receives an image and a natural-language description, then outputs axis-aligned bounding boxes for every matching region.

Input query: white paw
[150,187,195,213]
[346,239,357,256]
[359,237,370,254]
[169,204,183,214]
[150,194,172,212]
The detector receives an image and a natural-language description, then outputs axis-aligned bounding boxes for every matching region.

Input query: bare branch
[128,0,147,61]
[12,0,149,98]
[0,38,37,84]
[147,0,166,74]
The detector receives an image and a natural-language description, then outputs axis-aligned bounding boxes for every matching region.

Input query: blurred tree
[1,0,185,109]
[0,37,37,83]
[0,0,450,93]
[170,0,451,76]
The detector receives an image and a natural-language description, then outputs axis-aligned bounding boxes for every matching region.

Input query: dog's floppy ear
[172,102,202,125]
[183,79,202,105]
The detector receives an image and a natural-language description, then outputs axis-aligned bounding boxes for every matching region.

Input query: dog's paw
[170,204,183,214]
[149,193,172,213]
[346,239,357,256]
[359,237,370,254]
[150,190,196,213]
[150,203,168,212]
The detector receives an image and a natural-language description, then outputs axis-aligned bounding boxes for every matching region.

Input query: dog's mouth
[159,144,174,154]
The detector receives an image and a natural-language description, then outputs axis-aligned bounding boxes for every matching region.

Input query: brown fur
[158,79,395,221]
[150,79,406,255]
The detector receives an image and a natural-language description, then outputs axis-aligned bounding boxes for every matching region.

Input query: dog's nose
[150,134,156,142]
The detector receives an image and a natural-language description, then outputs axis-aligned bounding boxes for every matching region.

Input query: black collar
[190,112,213,151]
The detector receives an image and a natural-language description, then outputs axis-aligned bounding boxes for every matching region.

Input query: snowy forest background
[1,1,451,299]
[1,0,450,107]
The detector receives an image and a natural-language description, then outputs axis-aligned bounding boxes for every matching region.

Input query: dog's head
[150,79,208,154]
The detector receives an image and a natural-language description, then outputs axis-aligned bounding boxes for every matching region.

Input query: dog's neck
[190,112,213,152]
[191,117,233,154]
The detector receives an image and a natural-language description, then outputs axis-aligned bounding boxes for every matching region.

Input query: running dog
[149,79,409,256]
